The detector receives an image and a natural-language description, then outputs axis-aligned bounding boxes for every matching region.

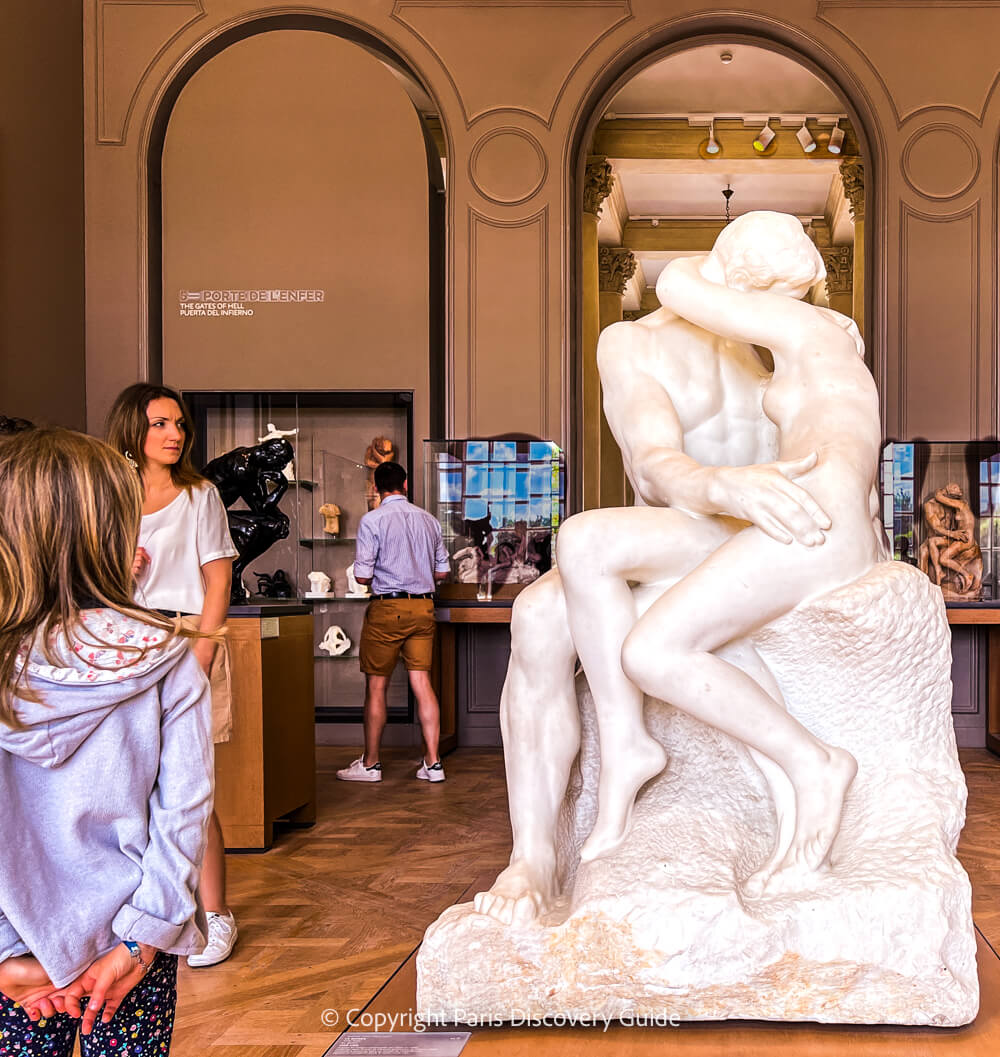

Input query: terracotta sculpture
[364,435,397,510]
[918,483,982,600]
[319,502,341,536]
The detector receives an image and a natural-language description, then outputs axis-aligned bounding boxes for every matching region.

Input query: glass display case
[185,389,413,721]
[424,438,565,600]
[881,440,1000,602]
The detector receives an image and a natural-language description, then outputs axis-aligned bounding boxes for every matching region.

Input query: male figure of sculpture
[558,214,881,893]
[475,214,866,926]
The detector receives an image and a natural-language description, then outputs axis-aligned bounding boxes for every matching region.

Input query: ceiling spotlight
[706,119,721,155]
[828,119,845,154]
[752,120,775,152]
[796,121,817,154]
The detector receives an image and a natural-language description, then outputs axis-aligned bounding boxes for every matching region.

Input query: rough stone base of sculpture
[417,562,978,1026]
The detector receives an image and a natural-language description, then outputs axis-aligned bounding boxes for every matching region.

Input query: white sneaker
[188,910,237,967]
[416,758,445,783]
[336,756,382,782]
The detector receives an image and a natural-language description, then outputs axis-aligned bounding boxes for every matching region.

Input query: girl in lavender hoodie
[0,427,214,1053]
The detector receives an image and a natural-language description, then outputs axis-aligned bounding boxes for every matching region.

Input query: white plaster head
[318,625,351,656]
[698,210,825,300]
[345,562,370,595]
[307,571,332,594]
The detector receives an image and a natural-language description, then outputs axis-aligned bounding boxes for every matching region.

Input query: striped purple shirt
[353,494,450,594]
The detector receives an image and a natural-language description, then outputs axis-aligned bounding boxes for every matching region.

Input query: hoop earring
[124,450,138,471]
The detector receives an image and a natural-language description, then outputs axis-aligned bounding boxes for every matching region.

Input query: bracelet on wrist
[121,940,153,972]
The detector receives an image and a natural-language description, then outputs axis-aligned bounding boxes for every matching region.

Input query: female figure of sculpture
[565,213,882,894]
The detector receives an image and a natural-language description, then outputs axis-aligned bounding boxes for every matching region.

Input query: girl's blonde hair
[0,428,180,728]
[105,383,204,490]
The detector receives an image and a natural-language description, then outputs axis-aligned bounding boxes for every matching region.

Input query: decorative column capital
[821,246,854,298]
[584,157,615,217]
[840,158,865,222]
[598,246,637,295]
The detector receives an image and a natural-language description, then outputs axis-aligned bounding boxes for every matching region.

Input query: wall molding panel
[392,1,632,128]
[469,126,548,205]
[818,1,1000,124]
[467,206,549,436]
[901,122,981,201]
[96,0,205,145]
[898,202,981,439]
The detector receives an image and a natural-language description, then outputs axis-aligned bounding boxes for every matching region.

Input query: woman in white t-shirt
[106,384,240,970]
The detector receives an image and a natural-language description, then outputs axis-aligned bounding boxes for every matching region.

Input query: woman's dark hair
[105,383,203,491]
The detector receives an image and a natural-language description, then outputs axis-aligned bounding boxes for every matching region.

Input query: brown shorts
[359,598,436,677]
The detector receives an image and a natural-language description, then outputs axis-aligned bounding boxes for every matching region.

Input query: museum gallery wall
[159,29,433,457]
[0,1,86,430]
[5,2,1000,461]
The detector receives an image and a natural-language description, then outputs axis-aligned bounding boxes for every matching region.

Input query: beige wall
[1,0,86,429]
[83,1,1000,490]
[160,30,430,450]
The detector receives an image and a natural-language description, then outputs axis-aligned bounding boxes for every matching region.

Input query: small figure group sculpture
[918,483,983,600]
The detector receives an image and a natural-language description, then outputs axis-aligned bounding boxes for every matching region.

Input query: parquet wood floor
[168,746,1000,1057]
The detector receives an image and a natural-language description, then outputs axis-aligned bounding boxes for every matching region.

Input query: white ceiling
[600,44,856,309]
[606,43,843,119]
[615,160,842,220]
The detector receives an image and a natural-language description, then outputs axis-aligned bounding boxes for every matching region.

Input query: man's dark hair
[374,461,406,494]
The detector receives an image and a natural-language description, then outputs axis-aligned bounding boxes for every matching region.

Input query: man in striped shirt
[336,461,451,784]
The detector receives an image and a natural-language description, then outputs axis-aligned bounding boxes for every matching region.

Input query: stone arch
[564,16,886,504]
[140,12,450,434]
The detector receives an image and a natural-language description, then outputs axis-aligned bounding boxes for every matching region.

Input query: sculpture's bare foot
[473,855,557,925]
[760,746,857,894]
[579,734,667,863]
[741,755,796,898]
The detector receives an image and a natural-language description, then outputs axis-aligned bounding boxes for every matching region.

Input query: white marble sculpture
[345,562,370,599]
[257,422,298,481]
[318,624,351,657]
[417,212,977,1026]
[305,570,332,598]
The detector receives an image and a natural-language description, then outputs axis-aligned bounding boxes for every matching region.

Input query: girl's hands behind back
[57,942,156,1034]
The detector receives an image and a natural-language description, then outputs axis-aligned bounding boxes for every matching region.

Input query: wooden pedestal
[947,607,1000,756]
[214,609,316,850]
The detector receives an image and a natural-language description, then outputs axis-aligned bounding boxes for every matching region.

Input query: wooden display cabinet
[214,605,316,850]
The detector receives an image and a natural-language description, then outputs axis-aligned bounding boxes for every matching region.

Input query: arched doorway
[569,31,877,511]
[144,14,448,438]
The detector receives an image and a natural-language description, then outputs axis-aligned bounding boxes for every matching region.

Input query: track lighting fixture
[752,120,774,152]
[828,119,845,154]
[706,119,720,155]
[796,121,817,153]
